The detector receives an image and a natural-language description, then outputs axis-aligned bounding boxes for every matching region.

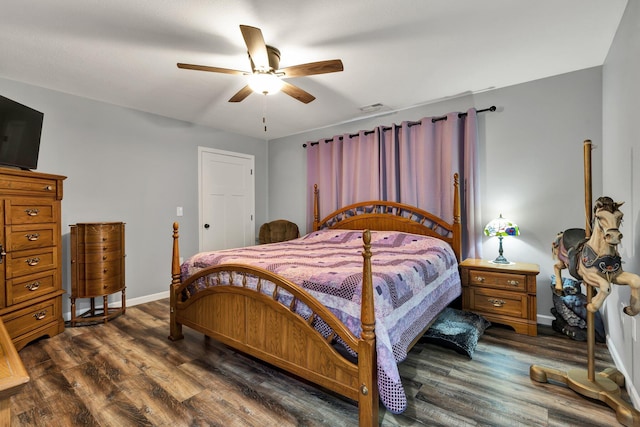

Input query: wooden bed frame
[169,174,461,426]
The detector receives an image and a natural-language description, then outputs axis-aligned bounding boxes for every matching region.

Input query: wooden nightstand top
[459,258,540,274]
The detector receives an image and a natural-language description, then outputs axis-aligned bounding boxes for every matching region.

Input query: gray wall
[602,0,640,407]
[0,77,268,314]
[269,67,603,331]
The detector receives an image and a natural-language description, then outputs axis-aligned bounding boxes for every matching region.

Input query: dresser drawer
[3,298,59,340]
[80,276,125,297]
[6,199,57,225]
[6,223,56,251]
[467,269,527,292]
[77,259,123,281]
[80,241,123,255]
[7,270,57,305]
[75,250,123,263]
[5,247,57,279]
[75,223,123,244]
[0,175,58,195]
[467,287,528,319]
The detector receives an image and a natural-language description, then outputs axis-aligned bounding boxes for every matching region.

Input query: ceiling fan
[177,25,344,104]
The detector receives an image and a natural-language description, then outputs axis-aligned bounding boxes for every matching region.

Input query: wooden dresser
[0,168,66,351]
[69,222,125,325]
[460,258,539,336]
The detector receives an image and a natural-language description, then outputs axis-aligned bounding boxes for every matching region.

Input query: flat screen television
[0,94,44,170]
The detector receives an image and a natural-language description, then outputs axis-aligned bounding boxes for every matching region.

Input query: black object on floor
[421,307,490,358]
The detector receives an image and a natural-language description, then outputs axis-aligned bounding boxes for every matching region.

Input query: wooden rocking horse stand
[530,140,640,426]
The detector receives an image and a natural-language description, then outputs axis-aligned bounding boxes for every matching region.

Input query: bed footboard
[168,224,378,426]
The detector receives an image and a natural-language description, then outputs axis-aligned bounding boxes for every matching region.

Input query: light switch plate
[176,206,183,216]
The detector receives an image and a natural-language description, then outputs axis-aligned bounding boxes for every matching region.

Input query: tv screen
[0,95,44,170]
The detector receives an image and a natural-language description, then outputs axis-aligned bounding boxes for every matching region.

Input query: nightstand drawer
[467,269,527,292]
[467,287,527,318]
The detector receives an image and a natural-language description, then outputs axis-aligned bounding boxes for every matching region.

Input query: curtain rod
[302,105,496,147]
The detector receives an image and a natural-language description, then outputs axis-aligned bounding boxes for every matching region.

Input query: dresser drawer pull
[33,310,47,320]
[488,298,506,307]
[506,279,520,286]
[26,257,41,266]
[26,233,41,241]
[25,208,40,216]
[44,185,53,191]
[473,276,485,283]
[25,281,41,291]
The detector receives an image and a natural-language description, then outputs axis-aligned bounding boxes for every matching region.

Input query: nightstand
[459,258,539,336]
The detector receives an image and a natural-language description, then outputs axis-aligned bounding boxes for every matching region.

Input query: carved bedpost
[452,173,462,261]
[169,222,184,341]
[358,229,378,426]
[313,184,320,231]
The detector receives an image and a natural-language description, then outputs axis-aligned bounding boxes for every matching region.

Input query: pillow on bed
[421,307,490,358]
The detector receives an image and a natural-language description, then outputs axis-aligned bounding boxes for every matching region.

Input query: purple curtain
[307,108,480,259]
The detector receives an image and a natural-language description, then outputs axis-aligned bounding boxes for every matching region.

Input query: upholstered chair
[258,219,299,244]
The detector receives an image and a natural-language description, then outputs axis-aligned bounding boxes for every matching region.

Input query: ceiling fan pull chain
[263,93,268,132]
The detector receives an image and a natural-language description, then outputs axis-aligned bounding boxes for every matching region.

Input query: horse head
[593,196,624,246]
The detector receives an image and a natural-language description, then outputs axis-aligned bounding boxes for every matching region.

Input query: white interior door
[199,147,255,251]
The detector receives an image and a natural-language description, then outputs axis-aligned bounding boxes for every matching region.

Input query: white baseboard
[607,336,640,410]
[537,313,553,326]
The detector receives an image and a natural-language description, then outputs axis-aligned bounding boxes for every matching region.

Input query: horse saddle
[560,228,587,281]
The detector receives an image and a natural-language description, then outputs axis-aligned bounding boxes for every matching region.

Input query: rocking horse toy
[552,196,640,316]
[531,140,640,427]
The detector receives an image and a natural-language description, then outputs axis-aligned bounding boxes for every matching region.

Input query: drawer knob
[26,257,40,266]
[25,281,41,291]
[488,298,506,307]
[507,279,520,286]
[25,208,40,216]
[474,276,485,283]
[33,310,47,320]
[44,185,53,191]
[26,233,40,241]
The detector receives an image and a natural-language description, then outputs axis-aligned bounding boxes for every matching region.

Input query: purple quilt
[181,229,461,413]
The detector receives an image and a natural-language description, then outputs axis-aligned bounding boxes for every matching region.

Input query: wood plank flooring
[10,299,633,426]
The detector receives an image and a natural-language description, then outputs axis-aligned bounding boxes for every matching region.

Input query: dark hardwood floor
[11,299,632,426]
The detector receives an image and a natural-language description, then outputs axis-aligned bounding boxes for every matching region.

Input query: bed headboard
[312,174,462,261]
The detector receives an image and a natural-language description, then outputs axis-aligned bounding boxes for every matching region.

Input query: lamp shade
[484,214,519,264]
[484,214,519,237]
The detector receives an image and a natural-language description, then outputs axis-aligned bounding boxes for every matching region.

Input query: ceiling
[0,0,628,140]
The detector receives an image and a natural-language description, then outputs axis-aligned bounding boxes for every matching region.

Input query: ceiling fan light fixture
[248,73,283,95]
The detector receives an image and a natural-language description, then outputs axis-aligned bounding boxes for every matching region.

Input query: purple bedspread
[181,229,461,413]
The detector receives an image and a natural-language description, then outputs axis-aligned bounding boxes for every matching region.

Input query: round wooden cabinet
[69,222,126,325]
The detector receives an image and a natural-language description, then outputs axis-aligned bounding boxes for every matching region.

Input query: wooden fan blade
[177,63,246,75]
[281,81,315,104]
[239,25,269,71]
[228,85,253,102]
[278,59,344,78]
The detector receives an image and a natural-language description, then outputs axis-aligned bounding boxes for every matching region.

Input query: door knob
[204,224,210,229]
